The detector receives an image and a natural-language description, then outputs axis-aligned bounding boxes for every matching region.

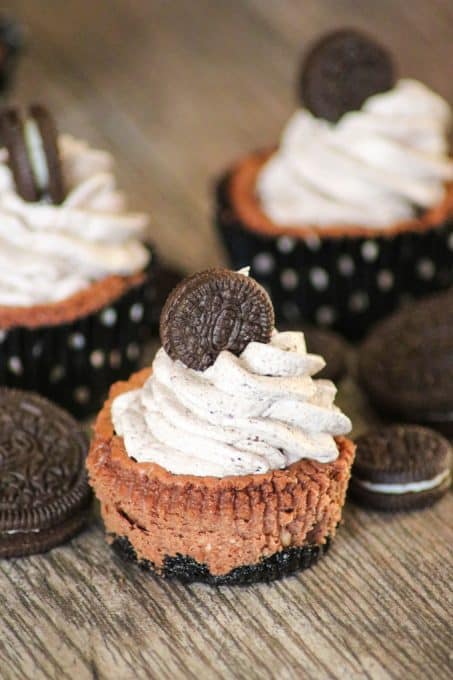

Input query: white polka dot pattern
[74,386,90,404]
[100,307,117,327]
[361,241,379,262]
[416,259,435,280]
[337,255,355,276]
[309,267,329,291]
[377,270,394,291]
[252,252,275,275]
[130,303,144,322]
[69,332,86,350]
[276,236,296,254]
[8,357,23,375]
[90,350,105,368]
[280,269,299,291]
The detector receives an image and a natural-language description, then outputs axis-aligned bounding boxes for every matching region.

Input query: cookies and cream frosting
[257,79,453,228]
[112,330,352,477]
[0,133,150,306]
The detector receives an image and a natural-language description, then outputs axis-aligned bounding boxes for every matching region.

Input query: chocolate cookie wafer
[351,425,452,512]
[0,104,65,203]
[160,268,274,370]
[300,29,395,122]
[0,389,91,558]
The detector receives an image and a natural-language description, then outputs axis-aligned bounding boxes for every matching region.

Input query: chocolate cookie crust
[112,534,332,585]
[0,389,91,557]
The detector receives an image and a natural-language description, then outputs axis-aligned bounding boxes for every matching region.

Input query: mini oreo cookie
[350,425,452,512]
[112,534,331,585]
[300,29,395,122]
[359,289,453,435]
[0,104,65,203]
[0,389,91,558]
[160,268,274,371]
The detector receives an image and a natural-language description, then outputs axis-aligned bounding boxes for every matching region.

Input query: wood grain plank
[1,1,452,679]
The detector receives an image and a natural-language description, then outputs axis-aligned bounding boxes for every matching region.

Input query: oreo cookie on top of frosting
[0,104,65,204]
[110,267,352,477]
[0,103,150,308]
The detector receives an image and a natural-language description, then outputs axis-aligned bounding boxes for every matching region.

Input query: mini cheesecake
[87,268,355,585]
[88,368,355,584]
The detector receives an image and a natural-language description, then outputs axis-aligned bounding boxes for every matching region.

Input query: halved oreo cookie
[160,268,274,370]
[350,425,452,512]
[0,389,91,558]
[300,29,395,122]
[0,104,65,203]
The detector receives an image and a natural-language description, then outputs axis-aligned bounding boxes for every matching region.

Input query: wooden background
[1,1,452,679]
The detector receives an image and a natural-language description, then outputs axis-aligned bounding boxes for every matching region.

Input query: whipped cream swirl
[257,79,453,228]
[112,330,352,477]
[0,134,150,306]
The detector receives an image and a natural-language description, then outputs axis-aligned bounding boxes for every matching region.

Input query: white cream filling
[354,469,451,494]
[24,119,50,193]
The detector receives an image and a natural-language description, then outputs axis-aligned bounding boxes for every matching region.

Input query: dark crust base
[111,534,332,586]
[0,500,91,559]
[349,476,451,512]
[215,169,453,341]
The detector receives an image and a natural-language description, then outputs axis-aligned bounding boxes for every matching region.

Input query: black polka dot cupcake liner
[0,259,159,419]
[215,173,453,340]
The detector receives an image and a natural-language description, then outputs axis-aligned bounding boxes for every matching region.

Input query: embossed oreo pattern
[215,172,453,340]
[0,389,90,535]
[160,269,274,370]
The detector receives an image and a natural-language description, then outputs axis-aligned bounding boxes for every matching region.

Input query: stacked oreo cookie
[352,289,453,511]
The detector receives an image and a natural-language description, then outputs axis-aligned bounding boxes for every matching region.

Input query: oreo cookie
[112,534,331,585]
[300,29,395,122]
[160,268,274,371]
[350,425,452,512]
[359,289,453,435]
[0,104,65,203]
[0,389,91,558]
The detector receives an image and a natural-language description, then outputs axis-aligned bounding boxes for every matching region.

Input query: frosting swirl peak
[112,330,352,477]
[0,134,150,306]
[257,79,453,228]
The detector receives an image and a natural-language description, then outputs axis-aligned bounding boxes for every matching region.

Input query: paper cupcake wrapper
[0,262,157,419]
[215,173,453,340]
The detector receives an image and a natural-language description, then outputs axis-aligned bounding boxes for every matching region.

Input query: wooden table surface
[1,2,452,679]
